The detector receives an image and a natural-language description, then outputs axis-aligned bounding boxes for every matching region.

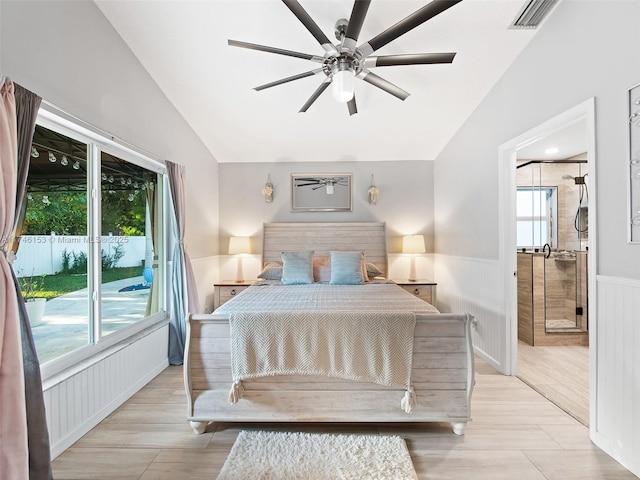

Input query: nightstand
[394,280,437,306]
[213,281,253,310]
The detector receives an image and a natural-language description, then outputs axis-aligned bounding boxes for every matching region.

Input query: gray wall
[0,0,219,258]
[219,160,434,255]
[433,1,640,475]
[434,0,640,280]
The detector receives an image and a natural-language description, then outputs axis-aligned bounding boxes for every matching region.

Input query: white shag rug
[216,430,418,480]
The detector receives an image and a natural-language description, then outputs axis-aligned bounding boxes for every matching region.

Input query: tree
[23,190,146,236]
[24,192,87,235]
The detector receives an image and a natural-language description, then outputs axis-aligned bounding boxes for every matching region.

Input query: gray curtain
[166,161,199,365]
[14,83,52,480]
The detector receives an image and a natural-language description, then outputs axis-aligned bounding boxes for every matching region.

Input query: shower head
[562,174,586,184]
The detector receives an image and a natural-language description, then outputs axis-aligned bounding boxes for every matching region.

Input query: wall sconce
[262,174,274,203]
[368,174,379,205]
[229,236,251,282]
[402,234,425,282]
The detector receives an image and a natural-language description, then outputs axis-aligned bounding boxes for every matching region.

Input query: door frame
[497,99,597,422]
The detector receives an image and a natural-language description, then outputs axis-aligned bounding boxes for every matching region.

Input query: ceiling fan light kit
[332,56,355,102]
[228,0,462,115]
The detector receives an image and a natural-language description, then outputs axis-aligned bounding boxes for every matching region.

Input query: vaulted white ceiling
[96,0,547,163]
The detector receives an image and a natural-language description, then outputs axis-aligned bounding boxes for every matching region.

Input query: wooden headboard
[262,222,388,278]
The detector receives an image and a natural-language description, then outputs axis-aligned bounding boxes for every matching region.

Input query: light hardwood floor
[51,359,637,480]
[517,341,590,427]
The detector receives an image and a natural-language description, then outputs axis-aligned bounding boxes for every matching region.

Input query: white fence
[14,235,147,277]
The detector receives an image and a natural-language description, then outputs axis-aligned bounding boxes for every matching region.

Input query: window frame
[35,105,169,381]
[516,185,558,249]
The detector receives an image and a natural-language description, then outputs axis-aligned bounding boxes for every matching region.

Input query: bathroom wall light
[402,234,426,282]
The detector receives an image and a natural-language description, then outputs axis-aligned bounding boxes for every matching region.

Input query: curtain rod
[40,99,166,165]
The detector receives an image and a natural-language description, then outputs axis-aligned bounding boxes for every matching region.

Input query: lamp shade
[402,234,426,254]
[228,236,251,255]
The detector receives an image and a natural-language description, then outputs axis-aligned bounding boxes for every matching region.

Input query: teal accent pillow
[329,251,365,285]
[281,251,314,285]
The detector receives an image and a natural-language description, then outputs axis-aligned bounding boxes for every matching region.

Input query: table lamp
[402,234,425,282]
[228,236,251,282]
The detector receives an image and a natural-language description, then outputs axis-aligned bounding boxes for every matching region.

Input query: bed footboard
[184,313,474,435]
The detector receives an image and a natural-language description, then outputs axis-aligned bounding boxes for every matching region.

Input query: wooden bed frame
[184,222,474,435]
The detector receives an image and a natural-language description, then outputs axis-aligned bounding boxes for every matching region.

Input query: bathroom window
[517,186,558,249]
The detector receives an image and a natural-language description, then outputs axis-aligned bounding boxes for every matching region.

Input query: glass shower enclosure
[516,160,589,341]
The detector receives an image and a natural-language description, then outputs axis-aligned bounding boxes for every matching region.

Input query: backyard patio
[30,276,149,364]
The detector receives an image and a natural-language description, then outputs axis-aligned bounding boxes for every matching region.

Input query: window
[516,186,558,248]
[14,108,167,374]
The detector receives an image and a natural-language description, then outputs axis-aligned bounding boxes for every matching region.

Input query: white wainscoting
[592,275,640,478]
[434,254,507,373]
[43,324,169,459]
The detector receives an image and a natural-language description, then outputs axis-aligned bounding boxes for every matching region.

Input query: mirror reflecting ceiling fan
[295,176,349,194]
[228,0,463,115]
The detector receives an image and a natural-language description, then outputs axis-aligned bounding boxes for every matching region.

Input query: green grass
[21,266,142,300]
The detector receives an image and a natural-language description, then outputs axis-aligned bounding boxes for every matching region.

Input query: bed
[184,222,474,435]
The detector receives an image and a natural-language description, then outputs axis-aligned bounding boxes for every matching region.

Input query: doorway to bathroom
[499,99,596,427]
[516,159,589,344]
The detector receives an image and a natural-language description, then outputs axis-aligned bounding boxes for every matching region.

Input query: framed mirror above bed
[291,173,352,212]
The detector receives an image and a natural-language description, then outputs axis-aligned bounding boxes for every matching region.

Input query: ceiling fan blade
[359,70,410,100]
[366,52,456,67]
[299,79,331,112]
[344,0,371,49]
[358,0,463,57]
[282,0,338,54]
[254,69,324,91]
[228,39,323,62]
[347,96,358,116]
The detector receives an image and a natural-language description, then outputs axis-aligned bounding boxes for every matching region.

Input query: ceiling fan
[294,176,348,194]
[228,0,462,115]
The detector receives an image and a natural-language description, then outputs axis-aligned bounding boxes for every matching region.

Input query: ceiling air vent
[511,0,558,29]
